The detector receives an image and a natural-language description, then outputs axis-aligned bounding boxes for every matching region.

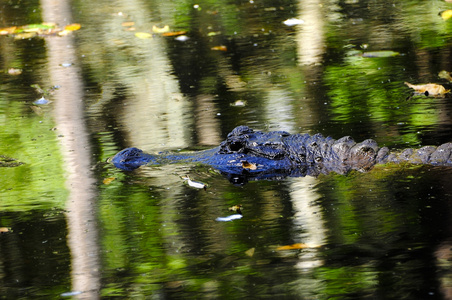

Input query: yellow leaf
[14,32,36,39]
[440,10,452,20]
[0,26,17,35]
[57,30,71,36]
[276,243,309,251]
[135,32,152,39]
[245,247,255,257]
[103,177,116,185]
[404,82,450,96]
[152,25,170,33]
[242,161,257,170]
[439,70,452,82]
[64,23,81,31]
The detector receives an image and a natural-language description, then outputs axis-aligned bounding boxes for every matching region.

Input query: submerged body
[112,126,452,183]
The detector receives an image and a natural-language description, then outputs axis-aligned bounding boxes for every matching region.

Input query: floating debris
[283,18,304,26]
[152,25,170,33]
[61,291,83,297]
[361,50,399,58]
[135,32,152,39]
[215,214,243,222]
[175,35,189,42]
[276,243,309,251]
[182,176,207,189]
[162,31,187,37]
[404,82,449,96]
[228,204,242,213]
[103,177,116,185]
[7,68,22,75]
[245,247,255,257]
[231,100,246,107]
[439,70,452,82]
[33,97,51,105]
[211,45,227,51]
[440,10,452,20]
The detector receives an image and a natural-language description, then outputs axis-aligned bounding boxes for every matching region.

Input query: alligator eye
[229,141,244,152]
[315,157,323,163]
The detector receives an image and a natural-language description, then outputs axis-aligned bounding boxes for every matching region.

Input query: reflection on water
[2,0,452,298]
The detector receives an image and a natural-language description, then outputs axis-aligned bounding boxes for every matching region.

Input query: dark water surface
[2,0,452,299]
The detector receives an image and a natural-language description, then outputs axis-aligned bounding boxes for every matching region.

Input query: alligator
[111,125,452,184]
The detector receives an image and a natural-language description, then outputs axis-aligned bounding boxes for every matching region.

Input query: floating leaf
[121,21,135,27]
[228,205,242,213]
[103,177,116,185]
[64,23,81,31]
[7,68,22,75]
[440,10,452,20]
[361,50,399,58]
[161,31,187,37]
[276,243,309,251]
[0,26,17,35]
[211,45,227,51]
[0,227,10,233]
[207,31,221,36]
[14,32,36,39]
[245,247,255,257]
[231,100,246,107]
[404,82,450,96]
[439,70,452,82]
[242,161,257,170]
[135,32,152,39]
[152,25,170,33]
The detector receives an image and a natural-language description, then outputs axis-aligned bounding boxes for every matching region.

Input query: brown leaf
[404,82,450,96]
[211,45,227,51]
[121,22,135,27]
[161,31,187,37]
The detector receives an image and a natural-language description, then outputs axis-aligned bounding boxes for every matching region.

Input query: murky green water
[2,0,452,299]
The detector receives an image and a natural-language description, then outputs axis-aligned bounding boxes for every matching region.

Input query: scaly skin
[111,126,452,183]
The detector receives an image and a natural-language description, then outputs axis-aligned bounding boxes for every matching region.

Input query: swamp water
[2,0,452,298]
